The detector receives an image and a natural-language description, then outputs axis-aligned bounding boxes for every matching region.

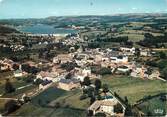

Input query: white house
[117,66,130,73]
[120,47,135,55]
[14,70,24,77]
[88,98,125,116]
[110,56,128,64]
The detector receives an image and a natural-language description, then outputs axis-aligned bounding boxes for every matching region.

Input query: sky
[0,0,167,19]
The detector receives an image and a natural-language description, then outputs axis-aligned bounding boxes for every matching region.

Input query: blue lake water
[19,24,78,34]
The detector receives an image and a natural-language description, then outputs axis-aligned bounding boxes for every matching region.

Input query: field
[137,97,167,116]
[0,71,38,113]
[0,71,37,97]
[117,33,144,42]
[13,87,89,117]
[101,75,167,104]
[7,75,167,116]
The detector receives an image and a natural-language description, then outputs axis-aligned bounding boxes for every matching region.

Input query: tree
[95,112,106,117]
[4,100,20,114]
[34,78,43,85]
[61,62,78,71]
[159,51,166,59]
[94,79,102,91]
[162,67,167,80]
[5,79,15,93]
[87,110,93,116]
[90,96,96,105]
[83,76,91,86]
[157,60,167,69]
[99,67,111,75]
[23,96,31,103]
[135,48,140,57]
[102,84,109,93]
[65,73,72,79]
[124,96,129,105]
[114,103,123,113]
[125,104,133,116]
[12,64,19,70]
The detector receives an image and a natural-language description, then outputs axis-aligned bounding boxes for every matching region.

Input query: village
[0,31,167,116]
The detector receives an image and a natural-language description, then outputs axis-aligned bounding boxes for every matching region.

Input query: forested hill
[0,25,19,34]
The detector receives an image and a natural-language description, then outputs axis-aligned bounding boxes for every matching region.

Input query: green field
[101,75,167,104]
[9,75,167,116]
[0,72,37,98]
[13,87,89,117]
[118,33,144,42]
[137,97,167,116]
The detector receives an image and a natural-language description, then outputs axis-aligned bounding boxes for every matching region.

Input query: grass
[13,87,89,116]
[12,103,86,117]
[137,97,167,116]
[0,73,35,96]
[31,87,67,106]
[117,33,144,42]
[101,75,167,104]
[0,100,8,113]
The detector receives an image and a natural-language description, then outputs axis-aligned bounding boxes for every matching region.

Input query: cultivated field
[101,75,167,104]
[13,87,89,117]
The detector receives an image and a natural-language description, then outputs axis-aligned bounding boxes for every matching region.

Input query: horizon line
[0,12,167,20]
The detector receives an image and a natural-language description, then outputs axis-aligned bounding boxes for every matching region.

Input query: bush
[5,79,15,93]
[97,95,102,100]
[99,67,111,75]
[95,112,106,117]
[55,102,60,108]
[114,103,123,113]
[33,79,43,85]
[102,84,109,93]
[159,52,166,59]
[83,76,91,86]
[80,94,87,100]
[4,100,20,114]
[157,60,167,69]
[162,67,167,80]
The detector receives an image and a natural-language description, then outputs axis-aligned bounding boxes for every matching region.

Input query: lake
[19,24,78,34]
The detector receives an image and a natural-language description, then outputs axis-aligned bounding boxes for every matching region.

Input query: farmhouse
[88,98,125,116]
[58,78,80,91]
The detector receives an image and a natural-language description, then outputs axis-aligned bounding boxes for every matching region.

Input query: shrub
[80,94,87,100]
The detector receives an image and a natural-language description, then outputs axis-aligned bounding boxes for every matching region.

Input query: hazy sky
[0,0,167,19]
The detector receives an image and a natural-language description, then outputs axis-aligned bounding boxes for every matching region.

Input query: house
[110,55,128,64]
[140,49,151,57]
[51,66,66,76]
[0,58,14,71]
[148,70,160,80]
[0,64,9,71]
[120,47,135,55]
[13,70,25,77]
[94,55,103,62]
[58,79,80,91]
[39,80,52,90]
[36,71,61,82]
[88,98,125,116]
[53,54,73,64]
[74,67,92,81]
[117,65,130,73]
[130,65,147,78]
[74,75,85,82]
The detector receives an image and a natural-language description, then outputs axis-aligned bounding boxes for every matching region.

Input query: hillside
[0,25,19,34]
